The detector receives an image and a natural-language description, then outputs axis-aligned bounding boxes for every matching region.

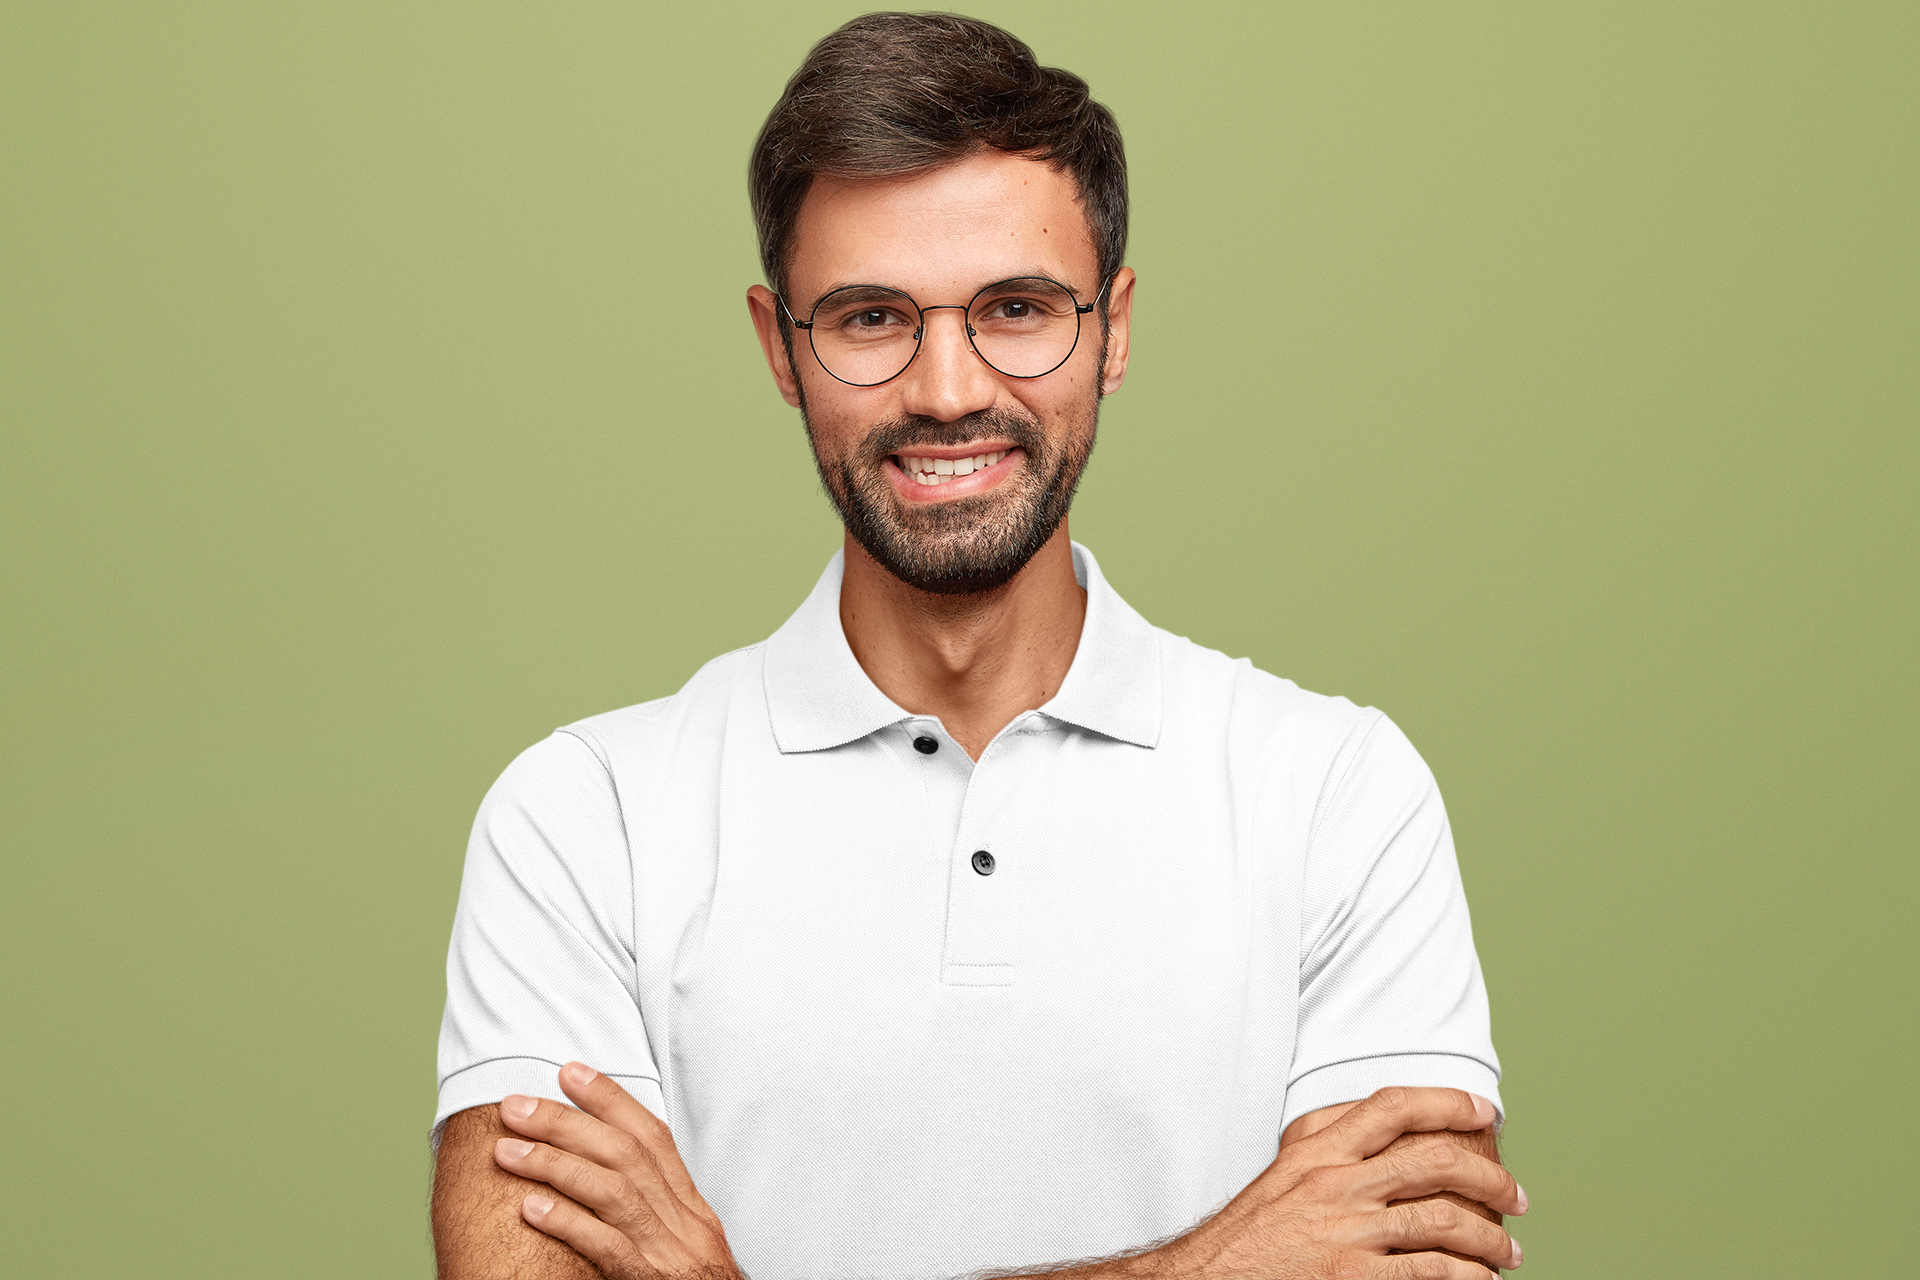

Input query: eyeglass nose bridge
[911,302,977,345]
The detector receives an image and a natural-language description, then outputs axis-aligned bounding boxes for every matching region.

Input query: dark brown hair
[749,12,1127,317]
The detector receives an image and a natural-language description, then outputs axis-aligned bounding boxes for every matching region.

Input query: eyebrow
[807,271,1084,312]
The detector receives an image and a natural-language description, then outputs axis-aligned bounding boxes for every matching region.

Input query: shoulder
[553,642,767,762]
[1148,626,1440,821]
[476,643,766,814]
[1153,626,1380,758]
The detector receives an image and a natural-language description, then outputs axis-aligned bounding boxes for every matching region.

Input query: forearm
[966,1235,1188,1280]
[976,1134,1512,1279]
[441,1080,1518,1280]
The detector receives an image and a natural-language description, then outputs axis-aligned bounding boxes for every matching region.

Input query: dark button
[913,736,939,755]
[971,850,996,876]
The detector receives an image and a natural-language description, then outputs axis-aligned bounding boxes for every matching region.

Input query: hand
[492,1061,743,1280]
[1157,1087,1526,1279]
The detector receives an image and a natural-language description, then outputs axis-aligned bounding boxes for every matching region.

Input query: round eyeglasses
[781,275,1111,387]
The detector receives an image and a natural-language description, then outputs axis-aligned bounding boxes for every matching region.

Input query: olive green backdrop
[3,2,1912,1275]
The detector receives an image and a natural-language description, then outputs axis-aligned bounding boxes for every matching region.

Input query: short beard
[804,396,1099,596]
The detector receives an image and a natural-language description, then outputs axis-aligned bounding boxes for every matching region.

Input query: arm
[432,732,667,1276]
[433,1105,601,1279]
[501,1072,1521,1280]
[456,1062,742,1280]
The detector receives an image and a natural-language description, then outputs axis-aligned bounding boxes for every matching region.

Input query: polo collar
[763,541,1163,754]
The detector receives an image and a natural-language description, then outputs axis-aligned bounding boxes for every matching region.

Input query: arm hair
[432,1105,602,1279]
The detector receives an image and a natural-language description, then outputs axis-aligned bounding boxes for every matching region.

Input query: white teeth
[899,449,1012,486]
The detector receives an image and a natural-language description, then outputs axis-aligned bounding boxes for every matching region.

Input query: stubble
[806,399,1098,595]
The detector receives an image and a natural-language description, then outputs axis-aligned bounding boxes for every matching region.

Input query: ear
[747,285,804,408]
[1099,267,1136,396]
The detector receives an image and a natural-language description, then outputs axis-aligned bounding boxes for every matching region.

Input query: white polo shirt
[436,543,1501,1279]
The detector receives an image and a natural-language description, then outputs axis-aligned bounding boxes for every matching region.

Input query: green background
[3,2,1912,1275]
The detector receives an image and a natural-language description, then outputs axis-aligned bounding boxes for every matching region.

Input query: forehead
[789,149,1098,304]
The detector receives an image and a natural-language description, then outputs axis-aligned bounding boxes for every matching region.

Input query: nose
[898,305,999,422]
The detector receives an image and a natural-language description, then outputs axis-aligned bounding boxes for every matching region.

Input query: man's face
[750,150,1134,594]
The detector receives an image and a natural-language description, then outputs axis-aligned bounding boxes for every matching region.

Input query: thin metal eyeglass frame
[778,275,1114,388]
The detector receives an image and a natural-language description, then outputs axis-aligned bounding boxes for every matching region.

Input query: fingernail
[563,1061,598,1087]
[1516,1183,1530,1214]
[1511,1239,1524,1267]
[1471,1094,1495,1125]
[497,1138,533,1159]
[501,1095,536,1121]
[524,1194,554,1219]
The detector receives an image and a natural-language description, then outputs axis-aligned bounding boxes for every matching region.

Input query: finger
[1311,1088,1497,1162]
[1371,1252,1498,1279]
[1359,1140,1524,1218]
[499,1090,719,1245]
[556,1062,725,1229]
[499,1089,682,1202]
[499,1093,648,1181]
[520,1191,648,1277]
[494,1136,665,1239]
[1370,1199,1520,1271]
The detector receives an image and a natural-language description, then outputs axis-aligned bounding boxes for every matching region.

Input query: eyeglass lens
[806,277,1085,386]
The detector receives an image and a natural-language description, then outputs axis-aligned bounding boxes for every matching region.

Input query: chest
[642,722,1310,1104]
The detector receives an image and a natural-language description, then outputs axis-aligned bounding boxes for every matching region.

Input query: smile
[895,450,1011,487]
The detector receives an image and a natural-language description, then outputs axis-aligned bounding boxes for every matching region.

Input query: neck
[838,524,1088,760]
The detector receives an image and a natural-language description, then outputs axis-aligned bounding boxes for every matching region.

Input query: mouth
[892,448,1015,488]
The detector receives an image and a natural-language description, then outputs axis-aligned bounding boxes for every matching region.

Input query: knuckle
[1372,1086,1414,1115]
[568,1160,622,1205]
[598,1184,650,1231]
[1407,1198,1464,1239]
[1403,1199,1447,1235]
[610,1131,648,1170]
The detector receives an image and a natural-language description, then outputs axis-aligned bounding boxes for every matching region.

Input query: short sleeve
[1282,713,1503,1133]
[434,730,665,1142]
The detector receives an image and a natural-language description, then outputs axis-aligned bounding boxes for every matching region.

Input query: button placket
[940,728,1039,987]
[902,720,977,980]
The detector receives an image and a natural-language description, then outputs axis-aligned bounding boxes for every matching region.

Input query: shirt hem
[433,1056,665,1148]
[1283,1052,1504,1136]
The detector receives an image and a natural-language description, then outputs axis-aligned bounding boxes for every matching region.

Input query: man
[432,14,1523,1279]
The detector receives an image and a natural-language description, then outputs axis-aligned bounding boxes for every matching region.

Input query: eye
[827,304,913,334]
[973,285,1071,325]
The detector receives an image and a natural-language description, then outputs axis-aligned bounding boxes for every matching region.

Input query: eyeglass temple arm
[776,296,814,330]
[1073,276,1116,315]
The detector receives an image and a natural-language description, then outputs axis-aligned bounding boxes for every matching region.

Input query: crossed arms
[430,1063,1523,1279]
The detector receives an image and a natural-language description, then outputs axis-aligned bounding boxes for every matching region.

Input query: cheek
[800,390,879,458]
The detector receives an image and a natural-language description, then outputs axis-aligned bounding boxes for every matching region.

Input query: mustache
[858,407,1046,461]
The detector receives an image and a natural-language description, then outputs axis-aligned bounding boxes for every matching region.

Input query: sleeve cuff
[1282,1052,1504,1135]
[431,1056,667,1150]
